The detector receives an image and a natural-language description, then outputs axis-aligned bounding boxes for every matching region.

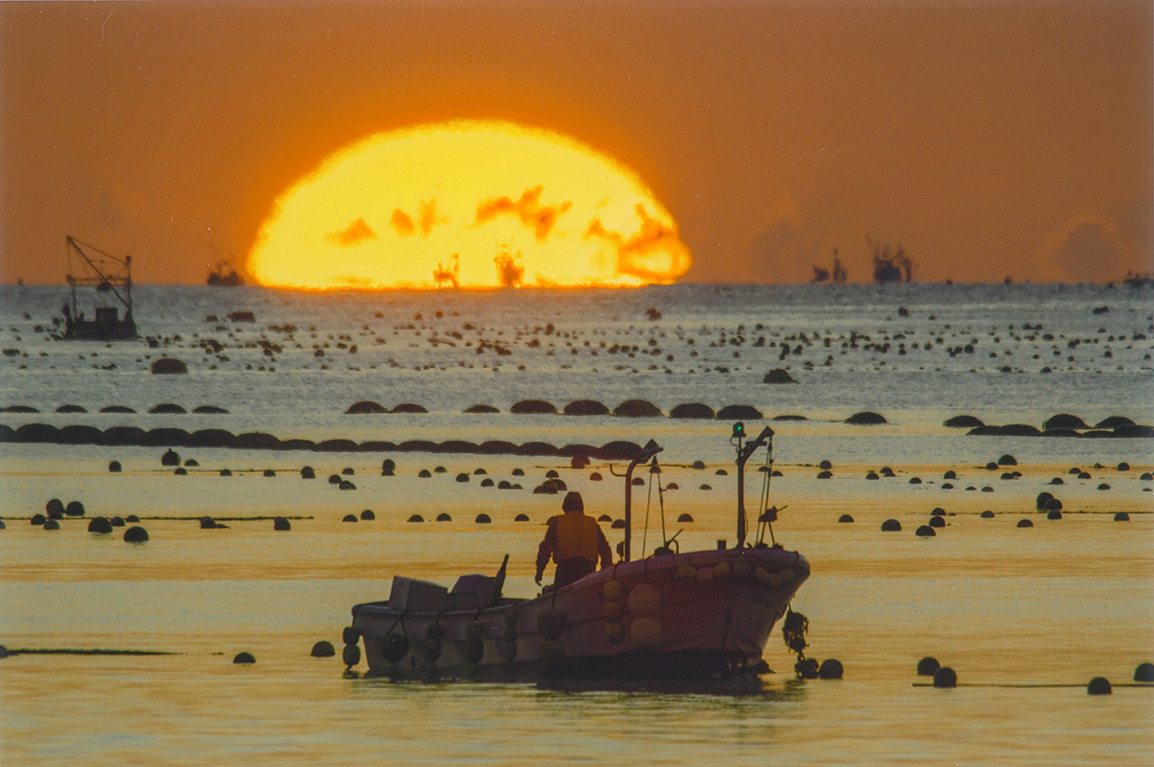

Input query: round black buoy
[418,469,432,478]
[408,514,424,523]
[436,513,451,522]
[1117,462,1130,471]
[1114,512,1130,522]
[110,516,124,527]
[931,507,946,516]
[109,461,122,473]
[65,501,85,517]
[928,516,945,528]
[174,467,187,475]
[123,526,149,542]
[917,656,940,676]
[456,473,470,483]
[679,513,695,523]
[1017,519,1033,528]
[43,518,60,530]
[339,481,356,490]
[263,469,276,477]
[30,514,46,526]
[514,513,530,521]
[233,652,256,664]
[46,499,65,515]
[220,469,232,477]
[311,640,335,658]
[328,474,342,485]
[200,517,217,529]
[1047,510,1062,520]
[1086,676,1112,695]
[342,467,355,476]
[123,516,137,524]
[943,470,957,480]
[475,513,492,524]
[980,510,995,518]
[915,525,936,537]
[274,517,291,531]
[301,466,315,479]
[161,449,180,467]
[342,514,357,523]
[933,667,957,688]
[819,460,832,470]
[818,659,843,679]
[1134,662,1154,682]
[909,477,922,484]
[881,519,901,532]
[838,514,854,523]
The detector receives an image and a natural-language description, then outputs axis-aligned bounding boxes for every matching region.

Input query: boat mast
[621,439,662,562]
[733,424,774,548]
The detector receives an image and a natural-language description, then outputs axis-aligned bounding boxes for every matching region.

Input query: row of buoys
[919,656,1154,693]
[335,399,888,424]
[967,422,1154,438]
[0,403,234,415]
[0,424,647,459]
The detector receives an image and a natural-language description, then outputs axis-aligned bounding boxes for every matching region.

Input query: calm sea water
[2,283,1152,766]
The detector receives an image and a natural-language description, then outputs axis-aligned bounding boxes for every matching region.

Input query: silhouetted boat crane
[59,236,137,340]
[433,254,460,289]
[494,249,524,288]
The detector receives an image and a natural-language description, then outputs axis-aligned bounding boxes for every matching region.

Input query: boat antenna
[611,439,662,562]
[639,456,665,558]
[756,436,782,547]
[733,423,774,549]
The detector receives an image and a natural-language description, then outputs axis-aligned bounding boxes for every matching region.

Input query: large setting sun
[247,120,692,289]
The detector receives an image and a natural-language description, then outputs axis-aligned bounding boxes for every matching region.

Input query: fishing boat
[207,261,244,287]
[58,236,137,341]
[348,425,810,680]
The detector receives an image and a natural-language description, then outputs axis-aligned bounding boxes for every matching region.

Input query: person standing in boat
[535,492,613,588]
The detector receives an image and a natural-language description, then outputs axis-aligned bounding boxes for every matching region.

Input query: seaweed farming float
[58,236,136,341]
[349,425,810,680]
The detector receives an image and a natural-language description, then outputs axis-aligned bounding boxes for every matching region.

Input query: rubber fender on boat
[601,580,624,601]
[540,639,566,663]
[499,638,517,662]
[342,626,360,645]
[630,616,663,646]
[627,584,661,617]
[464,639,485,664]
[753,566,770,583]
[382,633,410,664]
[712,561,731,578]
[465,621,486,641]
[605,622,625,645]
[733,561,753,578]
[603,601,623,620]
[422,640,442,663]
[427,624,446,642]
[538,610,567,641]
[503,610,519,629]
[342,644,361,668]
[779,568,795,584]
[696,566,715,582]
[677,564,697,580]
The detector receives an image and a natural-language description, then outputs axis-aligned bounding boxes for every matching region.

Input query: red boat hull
[352,546,809,679]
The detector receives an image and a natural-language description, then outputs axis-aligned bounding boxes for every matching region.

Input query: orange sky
[1,0,1151,285]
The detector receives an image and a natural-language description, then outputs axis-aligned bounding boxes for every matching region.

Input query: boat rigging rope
[756,438,776,546]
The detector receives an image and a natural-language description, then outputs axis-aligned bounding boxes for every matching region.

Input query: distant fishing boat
[348,426,810,680]
[868,236,915,284]
[813,249,848,284]
[207,261,244,287]
[59,236,137,341]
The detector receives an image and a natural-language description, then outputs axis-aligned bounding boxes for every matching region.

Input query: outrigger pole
[733,424,774,549]
[65,236,133,318]
[620,439,663,562]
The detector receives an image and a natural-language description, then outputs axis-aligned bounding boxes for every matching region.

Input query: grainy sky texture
[1,0,1151,285]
